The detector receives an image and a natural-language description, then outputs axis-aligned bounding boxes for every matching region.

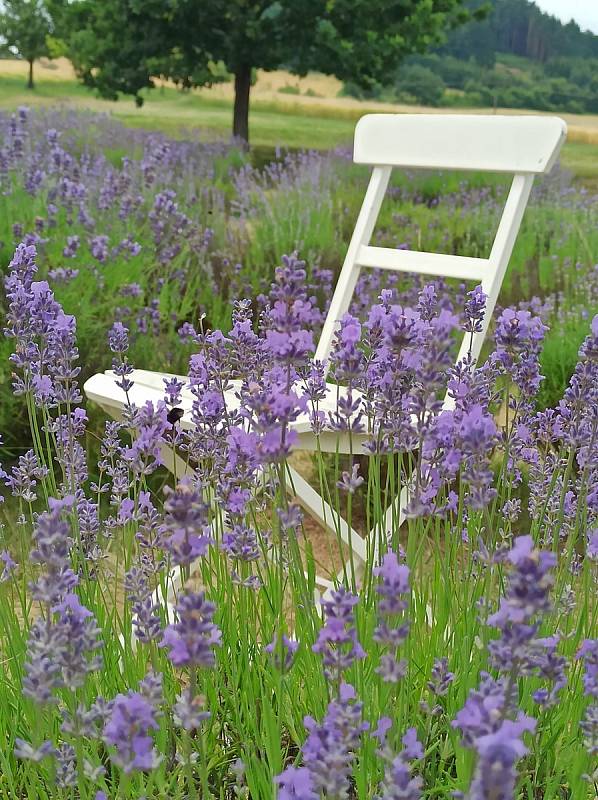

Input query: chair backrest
[315,113,566,403]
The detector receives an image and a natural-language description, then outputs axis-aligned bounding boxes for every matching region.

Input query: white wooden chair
[84,114,566,602]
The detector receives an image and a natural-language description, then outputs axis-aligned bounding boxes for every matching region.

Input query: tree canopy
[64,0,477,143]
[0,0,53,88]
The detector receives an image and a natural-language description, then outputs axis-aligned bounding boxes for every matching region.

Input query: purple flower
[108,321,129,354]
[302,360,327,434]
[51,592,103,690]
[374,726,424,800]
[124,568,162,644]
[56,742,77,789]
[0,549,17,582]
[139,671,164,709]
[453,536,558,796]
[4,449,49,503]
[577,640,598,698]
[588,530,598,560]
[123,401,170,476]
[374,552,410,616]
[62,235,80,259]
[161,591,221,668]
[278,503,303,534]
[265,633,299,672]
[336,463,364,494]
[371,716,393,746]
[48,267,79,283]
[162,479,212,567]
[373,552,411,684]
[427,657,455,697]
[328,314,365,421]
[263,253,317,366]
[301,683,368,798]
[457,404,498,509]
[221,523,261,562]
[275,766,318,800]
[580,705,598,756]
[467,718,536,800]
[163,376,185,408]
[108,321,134,395]
[14,739,56,762]
[453,672,525,747]
[90,235,109,263]
[495,308,547,354]
[173,688,211,732]
[416,284,438,321]
[103,690,162,773]
[487,536,557,676]
[313,587,365,681]
[241,374,305,463]
[29,500,78,605]
[463,285,487,335]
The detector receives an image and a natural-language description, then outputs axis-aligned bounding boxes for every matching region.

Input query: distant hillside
[441,0,598,63]
[343,0,598,114]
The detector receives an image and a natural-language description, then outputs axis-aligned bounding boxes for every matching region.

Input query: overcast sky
[534,0,598,34]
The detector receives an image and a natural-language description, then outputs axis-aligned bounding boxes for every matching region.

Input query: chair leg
[320,483,411,603]
[285,464,367,563]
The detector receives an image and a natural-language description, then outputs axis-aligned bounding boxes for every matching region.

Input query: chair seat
[84,369,375,454]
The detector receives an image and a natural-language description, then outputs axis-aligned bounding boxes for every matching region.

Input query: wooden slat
[356,245,489,282]
[354,114,567,174]
[315,166,391,365]
[286,465,367,563]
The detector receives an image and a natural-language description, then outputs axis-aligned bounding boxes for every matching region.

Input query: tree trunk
[233,65,251,146]
[27,59,34,90]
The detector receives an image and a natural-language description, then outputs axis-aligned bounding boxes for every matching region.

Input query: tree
[65,0,476,144]
[396,65,446,107]
[0,0,53,89]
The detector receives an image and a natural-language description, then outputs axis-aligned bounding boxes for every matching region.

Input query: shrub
[278,84,301,95]
[395,64,446,107]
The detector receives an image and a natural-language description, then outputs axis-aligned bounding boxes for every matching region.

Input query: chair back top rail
[315,114,567,368]
[354,114,566,174]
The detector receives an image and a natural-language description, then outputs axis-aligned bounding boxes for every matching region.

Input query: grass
[2,72,598,179]
[0,80,596,800]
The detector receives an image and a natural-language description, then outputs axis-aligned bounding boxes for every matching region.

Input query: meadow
[2,60,598,176]
[0,94,597,799]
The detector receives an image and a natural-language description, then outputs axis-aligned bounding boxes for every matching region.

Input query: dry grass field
[5,56,598,142]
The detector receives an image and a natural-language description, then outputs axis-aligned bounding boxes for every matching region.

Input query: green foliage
[395,64,446,106]
[278,84,300,96]
[345,0,598,115]
[0,0,53,88]
[443,0,598,62]
[63,0,476,140]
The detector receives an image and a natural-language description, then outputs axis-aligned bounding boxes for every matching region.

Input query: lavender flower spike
[302,683,368,798]
[373,551,411,683]
[578,640,598,755]
[312,586,365,681]
[103,690,162,773]
[275,766,318,800]
[161,591,222,668]
[466,718,536,800]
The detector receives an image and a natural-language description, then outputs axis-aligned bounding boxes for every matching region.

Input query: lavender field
[0,106,597,799]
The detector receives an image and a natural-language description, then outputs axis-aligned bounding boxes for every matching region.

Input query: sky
[534,0,598,34]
